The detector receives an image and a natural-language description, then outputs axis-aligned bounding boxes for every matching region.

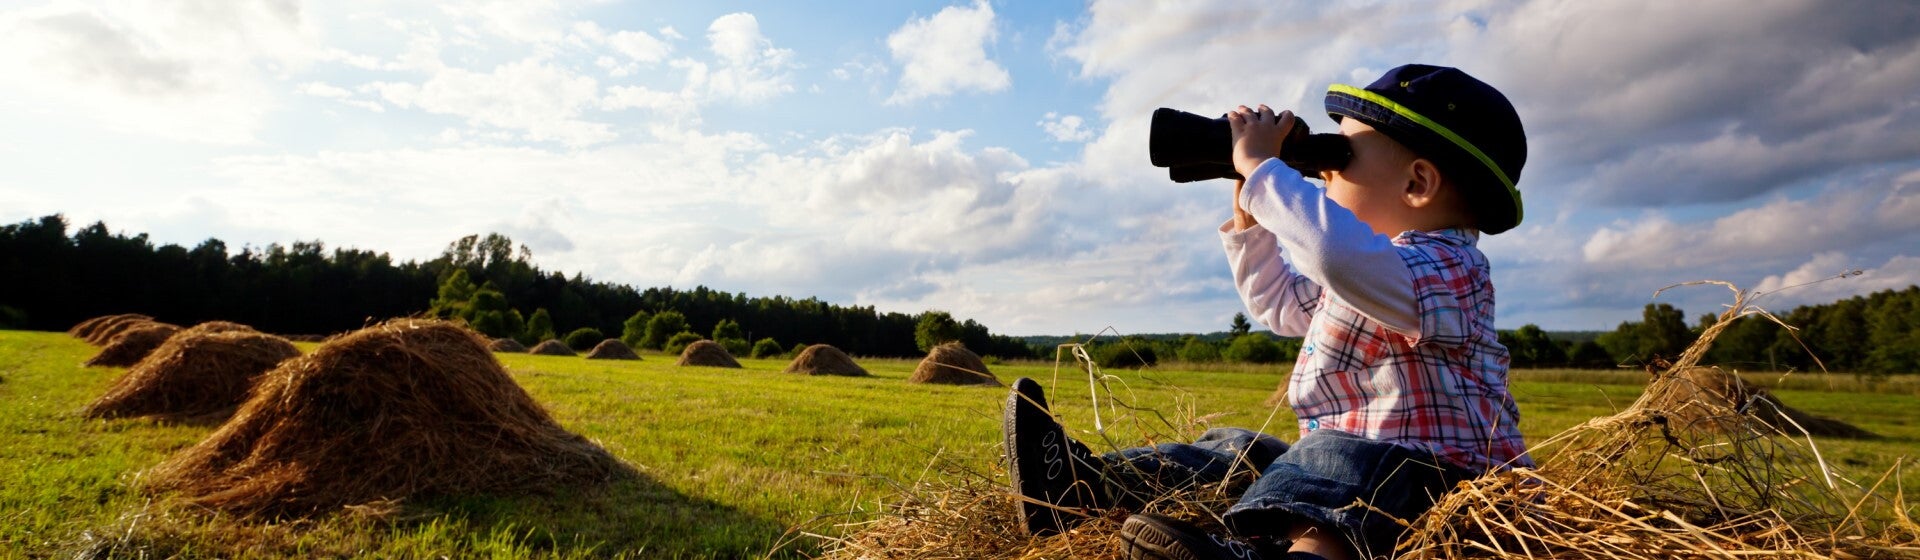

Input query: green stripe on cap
[1327,83,1521,222]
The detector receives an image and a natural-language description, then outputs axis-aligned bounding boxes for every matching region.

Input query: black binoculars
[1148,108,1352,182]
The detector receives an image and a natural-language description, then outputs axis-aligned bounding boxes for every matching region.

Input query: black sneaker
[1005,377,1108,536]
[1120,513,1276,560]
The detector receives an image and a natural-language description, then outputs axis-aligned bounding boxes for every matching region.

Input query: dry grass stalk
[909,342,1000,386]
[784,344,868,376]
[677,340,742,368]
[1398,282,1918,559]
[527,339,576,356]
[488,338,528,353]
[84,330,299,421]
[82,315,159,346]
[585,339,641,360]
[85,322,182,367]
[141,319,631,518]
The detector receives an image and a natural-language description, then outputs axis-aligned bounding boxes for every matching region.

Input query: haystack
[84,331,299,421]
[179,320,257,337]
[676,340,741,368]
[528,339,575,356]
[488,338,528,353]
[84,315,159,346]
[142,319,629,518]
[85,322,182,367]
[585,339,640,360]
[783,344,867,376]
[1645,365,1875,439]
[69,313,149,339]
[909,342,999,386]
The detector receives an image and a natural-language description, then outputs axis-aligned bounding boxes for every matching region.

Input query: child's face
[1319,118,1423,236]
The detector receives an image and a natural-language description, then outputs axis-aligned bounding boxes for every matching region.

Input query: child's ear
[1403,158,1445,208]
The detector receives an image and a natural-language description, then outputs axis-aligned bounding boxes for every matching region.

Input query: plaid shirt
[1224,223,1533,472]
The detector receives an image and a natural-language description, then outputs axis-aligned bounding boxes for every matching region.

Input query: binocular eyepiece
[1148,108,1352,183]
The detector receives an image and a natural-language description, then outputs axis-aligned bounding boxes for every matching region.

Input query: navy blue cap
[1324,64,1528,234]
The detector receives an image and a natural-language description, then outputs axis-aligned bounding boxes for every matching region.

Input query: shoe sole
[1121,514,1261,560]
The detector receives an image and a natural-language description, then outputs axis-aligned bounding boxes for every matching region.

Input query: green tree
[1230,313,1252,338]
[751,337,783,358]
[1502,324,1566,368]
[718,337,750,356]
[463,288,525,339]
[1094,339,1157,369]
[621,309,652,348]
[712,318,744,342]
[563,327,604,351]
[1224,334,1284,364]
[1567,340,1613,369]
[915,310,961,351]
[428,269,478,318]
[643,311,688,350]
[522,308,556,346]
[665,331,702,355]
[1177,337,1221,363]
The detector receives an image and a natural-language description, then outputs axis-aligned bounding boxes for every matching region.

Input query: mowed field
[3,329,1917,558]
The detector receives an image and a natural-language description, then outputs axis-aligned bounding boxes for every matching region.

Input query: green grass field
[2,330,1915,558]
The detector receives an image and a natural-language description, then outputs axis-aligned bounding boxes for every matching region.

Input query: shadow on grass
[69,471,798,559]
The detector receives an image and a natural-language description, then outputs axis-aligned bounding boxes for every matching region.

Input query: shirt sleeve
[1219,219,1320,336]
[1237,158,1423,338]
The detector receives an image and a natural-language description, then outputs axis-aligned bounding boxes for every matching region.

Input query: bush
[563,328,605,351]
[1177,338,1222,363]
[1223,335,1284,364]
[520,308,555,346]
[621,310,651,348]
[0,306,25,329]
[711,319,744,342]
[1094,341,1157,369]
[717,337,749,356]
[664,331,703,355]
[789,342,807,358]
[751,338,783,358]
[643,311,688,350]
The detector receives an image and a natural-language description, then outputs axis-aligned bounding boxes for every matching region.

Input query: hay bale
[179,320,257,337]
[676,340,741,368]
[84,331,299,421]
[85,322,182,367]
[488,338,528,353]
[783,344,867,376]
[1645,366,1875,439]
[527,339,575,356]
[143,319,630,518]
[585,339,640,360]
[83,314,158,346]
[70,313,149,339]
[909,342,999,386]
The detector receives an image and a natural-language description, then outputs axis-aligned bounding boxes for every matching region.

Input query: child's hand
[1228,104,1293,179]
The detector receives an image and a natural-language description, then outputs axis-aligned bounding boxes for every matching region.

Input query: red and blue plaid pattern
[1285,228,1532,472]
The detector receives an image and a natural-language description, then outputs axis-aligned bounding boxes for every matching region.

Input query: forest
[3,213,1914,371]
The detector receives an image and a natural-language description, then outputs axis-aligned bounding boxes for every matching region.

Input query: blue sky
[2,0,1917,336]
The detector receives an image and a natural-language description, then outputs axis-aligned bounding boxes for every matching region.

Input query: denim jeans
[1104,428,1474,559]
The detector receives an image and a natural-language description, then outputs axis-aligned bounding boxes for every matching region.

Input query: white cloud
[1039,112,1093,142]
[885,0,1010,105]
[689,12,794,103]
[1752,254,1920,309]
[1580,177,1920,269]
[0,1,322,143]
[369,58,613,147]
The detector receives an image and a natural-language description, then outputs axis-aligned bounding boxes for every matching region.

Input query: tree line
[0,214,1033,359]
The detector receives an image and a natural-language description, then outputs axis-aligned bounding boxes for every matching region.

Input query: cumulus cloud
[685,12,794,103]
[369,58,613,147]
[885,0,1010,105]
[1039,112,1093,142]
[1751,253,1920,309]
[0,1,320,143]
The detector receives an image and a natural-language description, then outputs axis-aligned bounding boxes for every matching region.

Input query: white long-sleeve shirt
[1220,158,1531,471]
